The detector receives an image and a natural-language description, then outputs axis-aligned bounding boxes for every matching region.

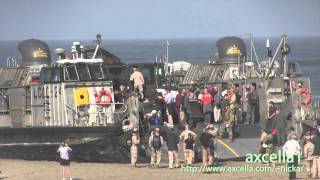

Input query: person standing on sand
[149,128,163,168]
[184,133,195,166]
[166,124,180,169]
[57,142,72,180]
[129,127,140,168]
[179,124,197,163]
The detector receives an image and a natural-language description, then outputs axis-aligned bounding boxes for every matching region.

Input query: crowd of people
[55,68,317,180]
[128,123,217,169]
[123,68,265,170]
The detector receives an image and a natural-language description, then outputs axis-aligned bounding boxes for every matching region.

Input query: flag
[167,40,170,46]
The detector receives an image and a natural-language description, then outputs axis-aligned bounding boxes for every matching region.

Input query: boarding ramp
[214,124,261,160]
[192,123,261,161]
[181,64,229,85]
[162,124,261,163]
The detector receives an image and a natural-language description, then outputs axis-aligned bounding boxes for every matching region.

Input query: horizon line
[1,35,320,42]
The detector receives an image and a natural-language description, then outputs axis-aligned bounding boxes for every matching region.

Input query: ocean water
[0,37,320,97]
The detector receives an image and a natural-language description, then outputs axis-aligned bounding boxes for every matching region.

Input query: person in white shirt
[283,135,301,180]
[57,142,72,180]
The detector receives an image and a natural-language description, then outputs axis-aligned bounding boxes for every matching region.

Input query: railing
[66,102,128,127]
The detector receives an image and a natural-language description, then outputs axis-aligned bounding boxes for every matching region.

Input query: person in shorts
[57,141,72,180]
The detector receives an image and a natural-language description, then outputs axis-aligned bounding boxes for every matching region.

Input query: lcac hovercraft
[0,35,147,163]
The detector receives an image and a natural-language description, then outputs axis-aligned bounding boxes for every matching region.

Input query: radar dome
[18,39,51,66]
[216,36,247,62]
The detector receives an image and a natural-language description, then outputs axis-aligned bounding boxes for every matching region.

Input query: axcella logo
[245,150,301,164]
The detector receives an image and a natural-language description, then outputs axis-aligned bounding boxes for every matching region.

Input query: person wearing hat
[130,66,145,99]
[149,128,163,168]
[283,134,301,180]
[129,127,140,167]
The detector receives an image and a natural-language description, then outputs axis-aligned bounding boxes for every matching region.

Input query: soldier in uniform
[129,127,140,167]
[224,88,239,142]
[263,128,277,165]
[304,133,314,178]
[149,128,163,168]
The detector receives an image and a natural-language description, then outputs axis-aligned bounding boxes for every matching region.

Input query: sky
[0,0,319,40]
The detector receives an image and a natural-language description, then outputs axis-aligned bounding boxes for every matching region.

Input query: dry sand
[0,159,307,180]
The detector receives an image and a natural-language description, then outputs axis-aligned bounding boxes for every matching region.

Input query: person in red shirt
[175,90,184,122]
[201,88,213,124]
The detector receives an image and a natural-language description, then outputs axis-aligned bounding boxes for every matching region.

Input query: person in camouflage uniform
[224,88,239,142]
[130,127,140,167]
[262,128,277,165]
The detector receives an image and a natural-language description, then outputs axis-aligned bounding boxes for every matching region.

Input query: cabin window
[40,68,49,83]
[50,68,62,83]
[65,66,79,81]
[102,66,110,80]
[44,68,53,83]
[88,65,104,80]
[109,67,123,75]
[76,64,91,81]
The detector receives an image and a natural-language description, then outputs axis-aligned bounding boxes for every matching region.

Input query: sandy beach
[0,159,307,180]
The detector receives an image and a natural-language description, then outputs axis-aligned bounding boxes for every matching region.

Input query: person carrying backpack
[148,128,163,168]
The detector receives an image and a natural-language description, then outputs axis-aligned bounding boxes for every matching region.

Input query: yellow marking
[217,139,240,157]
[226,45,242,55]
[33,48,48,58]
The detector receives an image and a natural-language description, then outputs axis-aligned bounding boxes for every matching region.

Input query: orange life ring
[297,87,312,105]
[97,89,112,106]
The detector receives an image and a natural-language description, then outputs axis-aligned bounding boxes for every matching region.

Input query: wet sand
[0,159,306,180]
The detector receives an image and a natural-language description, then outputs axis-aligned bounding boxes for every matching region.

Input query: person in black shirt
[199,125,215,167]
[184,133,195,166]
[183,90,193,127]
[246,83,259,125]
[154,92,168,124]
[266,101,278,133]
[166,124,180,169]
